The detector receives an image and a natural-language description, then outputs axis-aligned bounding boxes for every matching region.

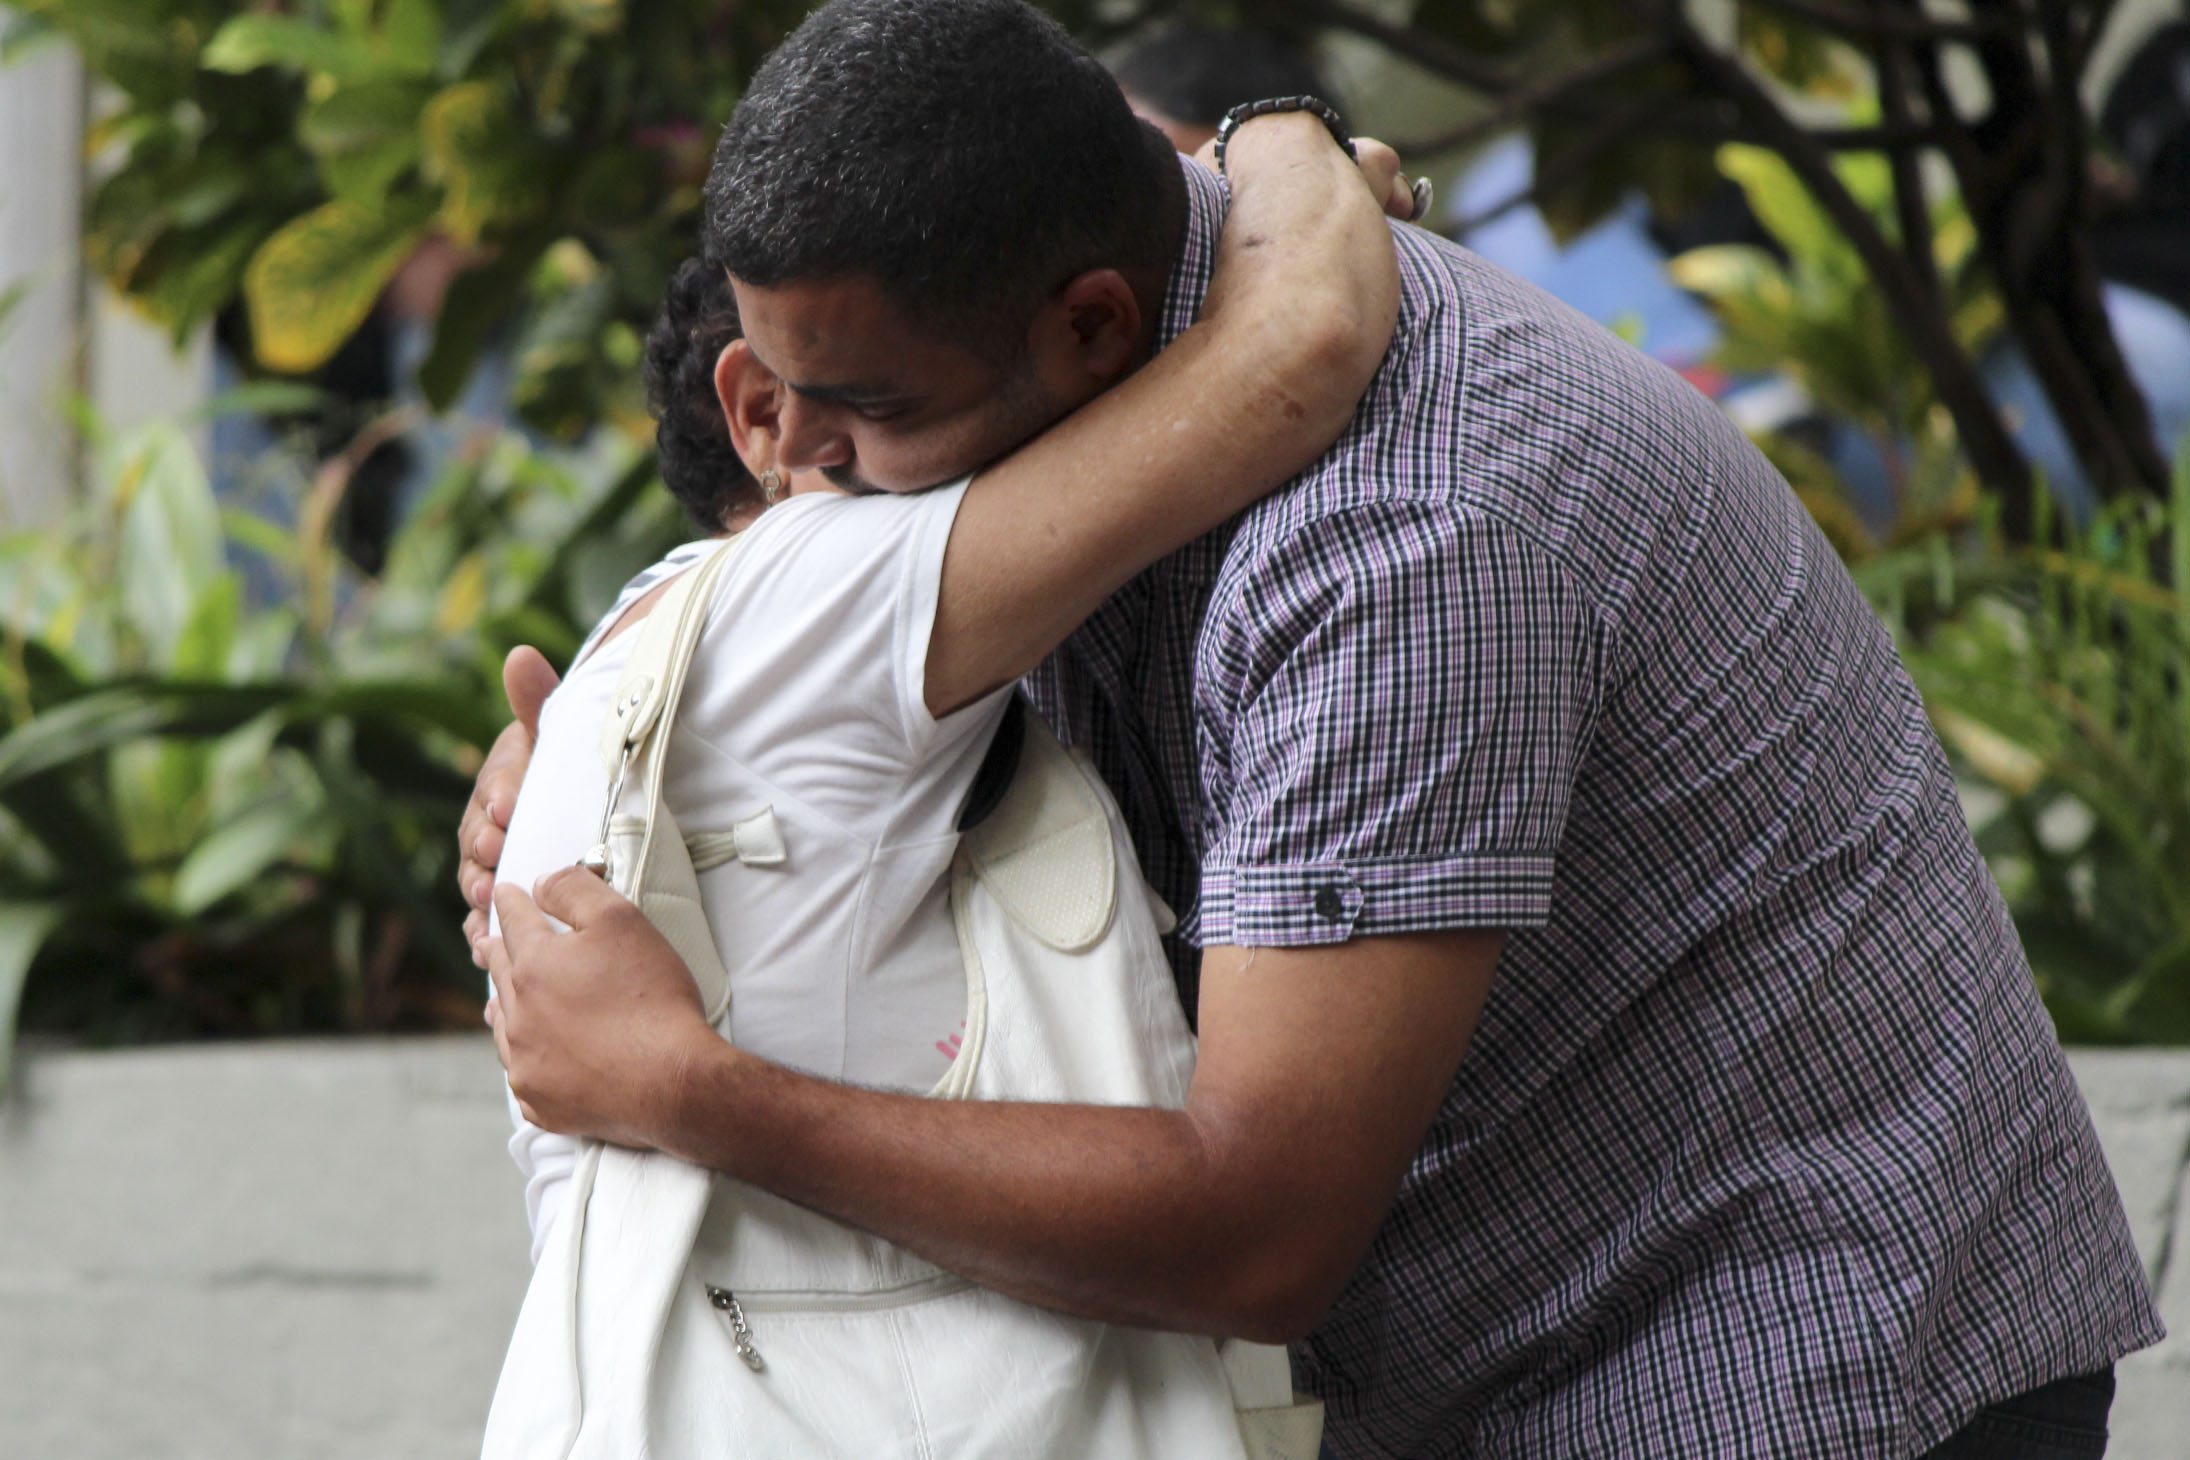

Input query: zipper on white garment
[705,1285,767,1371]
[703,1270,977,1374]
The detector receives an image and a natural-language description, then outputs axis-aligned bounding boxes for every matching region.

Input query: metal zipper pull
[706,1285,766,1372]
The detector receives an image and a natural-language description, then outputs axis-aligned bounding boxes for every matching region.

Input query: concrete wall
[0,1037,2183,1458]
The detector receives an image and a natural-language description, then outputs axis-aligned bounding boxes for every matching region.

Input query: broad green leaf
[0,900,65,1095]
[436,552,489,636]
[0,683,295,791]
[301,78,435,154]
[381,0,443,75]
[416,244,539,411]
[202,15,401,83]
[303,79,431,200]
[131,223,266,346]
[1717,144,1841,273]
[422,81,545,246]
[243,194,437,373]
[1666,243,1782,301]
[172,576,243,680]
[114,422,225,662]
[171,798,319,917]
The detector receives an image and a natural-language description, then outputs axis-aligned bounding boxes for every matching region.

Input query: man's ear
[1026,268,1144,395]
[712,338,781,474]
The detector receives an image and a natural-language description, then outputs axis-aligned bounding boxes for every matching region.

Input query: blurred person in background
[1111,22,1332,155]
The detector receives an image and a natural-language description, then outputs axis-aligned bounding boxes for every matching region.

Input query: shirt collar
[1156,159,1227,354]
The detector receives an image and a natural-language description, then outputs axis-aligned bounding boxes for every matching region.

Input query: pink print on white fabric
[935,1020,966,1061]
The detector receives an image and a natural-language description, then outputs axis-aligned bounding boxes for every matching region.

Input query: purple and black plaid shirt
[1023,162,2162,1458]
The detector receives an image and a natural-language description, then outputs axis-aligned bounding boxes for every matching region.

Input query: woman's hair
[643,256,756,530]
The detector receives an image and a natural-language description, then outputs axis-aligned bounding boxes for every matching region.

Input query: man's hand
[461,646,559,965]
[482,866,718,1149]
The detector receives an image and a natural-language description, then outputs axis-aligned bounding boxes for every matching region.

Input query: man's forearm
[660,1042,1313,1340]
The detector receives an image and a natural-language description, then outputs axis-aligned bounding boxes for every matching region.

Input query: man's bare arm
[486,867,1498,1339]
[924,116,1405,717]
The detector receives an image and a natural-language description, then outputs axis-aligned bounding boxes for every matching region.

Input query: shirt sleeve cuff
[1188,853,1557,946]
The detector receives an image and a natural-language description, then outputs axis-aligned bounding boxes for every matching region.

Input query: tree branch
[1660,5,2035,512]
[1295,0,1515,92]
[1390,33,1667,159]
[1871,17,1942,310]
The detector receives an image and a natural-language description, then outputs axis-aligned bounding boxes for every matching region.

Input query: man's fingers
[1353,136,1400,203]
[479,720,536,831]
[482,946,515,1072]
[504,646,560,740]
[532,863,633,932]
[493,883,558,965]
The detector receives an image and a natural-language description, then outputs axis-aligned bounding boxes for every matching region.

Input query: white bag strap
[584,534,750,893]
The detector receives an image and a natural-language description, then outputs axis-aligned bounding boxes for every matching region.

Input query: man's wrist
[1214,97,1355,175]
[1215,109,1346,177]
[653,1033,748,1171]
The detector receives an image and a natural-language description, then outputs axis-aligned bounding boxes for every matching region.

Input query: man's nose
[773,395,853,473]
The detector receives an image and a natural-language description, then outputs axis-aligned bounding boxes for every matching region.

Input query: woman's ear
[713,338,782,477]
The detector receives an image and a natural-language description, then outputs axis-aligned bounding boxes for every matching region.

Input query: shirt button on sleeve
[1314,886,1346,920]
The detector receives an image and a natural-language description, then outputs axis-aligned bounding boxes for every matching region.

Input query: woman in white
[483,117,1408,1457]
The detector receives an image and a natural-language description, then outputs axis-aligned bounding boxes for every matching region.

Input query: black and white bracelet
[1212,95,1357,176]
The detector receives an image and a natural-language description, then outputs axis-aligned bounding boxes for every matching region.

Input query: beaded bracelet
[1212,95,1357,176]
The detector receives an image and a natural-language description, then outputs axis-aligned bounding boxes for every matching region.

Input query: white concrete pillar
[0,26,86,529]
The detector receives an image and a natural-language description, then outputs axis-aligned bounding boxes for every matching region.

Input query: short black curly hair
[642,256,756,532]
[701,0,1177,359]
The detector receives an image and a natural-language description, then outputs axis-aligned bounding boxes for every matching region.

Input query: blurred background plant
[0,392,682,1081]
[1869,446,2190,1045]
[1,0,2185,1062]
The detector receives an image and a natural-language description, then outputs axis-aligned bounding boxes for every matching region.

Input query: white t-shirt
[493,480,1008,1257]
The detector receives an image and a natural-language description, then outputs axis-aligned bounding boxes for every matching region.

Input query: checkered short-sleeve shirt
[1023,163,2161,1459]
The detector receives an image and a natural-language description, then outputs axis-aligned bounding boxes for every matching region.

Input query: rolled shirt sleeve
[1191,502,1605,947]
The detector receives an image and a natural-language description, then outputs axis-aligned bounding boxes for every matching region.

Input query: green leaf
[381,0,443,75]
[0,900,66,1095]
[0,683,296,791]
[113,423,225,662]
[416,244,539,411]
[243,194,437,373]
[130,223,266,347]
[302,79,432,200]
[172,576,243,680]
[1718,144,1839,265]
[422,81,546,246]
[201,15,397,83]
[170,799,319,917]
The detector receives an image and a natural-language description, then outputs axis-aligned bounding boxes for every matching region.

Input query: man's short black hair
[702,0,1179,358]
[1110,23,1331,130]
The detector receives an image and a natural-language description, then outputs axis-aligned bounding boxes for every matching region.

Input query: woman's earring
[758,468,784,504]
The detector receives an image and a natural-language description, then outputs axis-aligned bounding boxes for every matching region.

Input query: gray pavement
[0,1037,2183,1457]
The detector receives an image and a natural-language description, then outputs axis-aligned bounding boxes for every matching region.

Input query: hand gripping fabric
[482,533,1323,1460]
